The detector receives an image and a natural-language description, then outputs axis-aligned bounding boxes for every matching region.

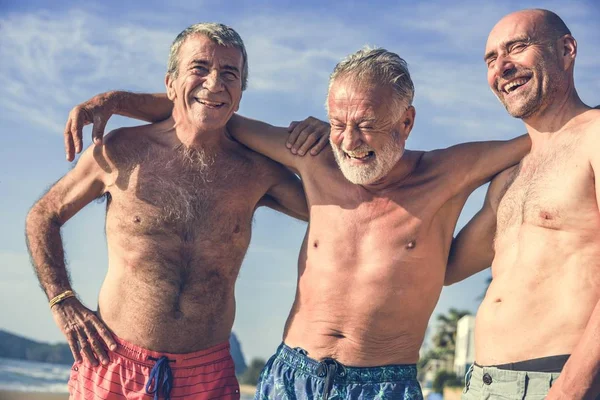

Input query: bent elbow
[444,267,462,286]
[25,203,60,236]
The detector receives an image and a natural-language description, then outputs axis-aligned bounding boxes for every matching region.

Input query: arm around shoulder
[444,134,530,190]
[444,167,513,285]
[227,114,303,171]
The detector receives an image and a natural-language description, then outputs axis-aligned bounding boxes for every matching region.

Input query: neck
[168,111,232,150]
[361,150,419,192]
[523,84,590,143]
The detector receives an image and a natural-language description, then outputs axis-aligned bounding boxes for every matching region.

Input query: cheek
[486,71,496,90]
[328,130,342,145]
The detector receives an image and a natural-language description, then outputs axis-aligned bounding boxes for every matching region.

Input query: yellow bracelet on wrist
[49,290,76,308]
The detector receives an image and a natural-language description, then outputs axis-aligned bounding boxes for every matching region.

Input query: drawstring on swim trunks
[316,358,346,400]
[145,356,174,400]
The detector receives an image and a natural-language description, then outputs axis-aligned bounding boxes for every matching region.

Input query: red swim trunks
[68,334,240,399]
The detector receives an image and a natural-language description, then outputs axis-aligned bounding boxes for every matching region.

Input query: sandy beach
[0,391,67,400]
[0,388,258,399]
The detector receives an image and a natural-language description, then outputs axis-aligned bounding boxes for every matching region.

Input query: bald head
[496,9,570,40]
[485,9,577,120]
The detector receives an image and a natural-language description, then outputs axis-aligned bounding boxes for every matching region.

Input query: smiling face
[484,12,566,119]
[327,78,412,185]
[166,34,243,132]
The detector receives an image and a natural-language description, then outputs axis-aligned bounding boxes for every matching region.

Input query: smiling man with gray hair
[69,43,532,398]
[27,22,330,400]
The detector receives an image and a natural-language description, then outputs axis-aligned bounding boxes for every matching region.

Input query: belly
[284,252,446,366]
[98,232,247,353]
[476,232,600,364]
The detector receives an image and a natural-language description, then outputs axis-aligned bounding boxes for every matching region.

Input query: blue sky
[1,0,598,363]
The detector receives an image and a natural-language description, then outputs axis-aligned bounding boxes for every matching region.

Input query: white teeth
[197,99,224,107]
[503,78,529,93]
[346,151,371,159]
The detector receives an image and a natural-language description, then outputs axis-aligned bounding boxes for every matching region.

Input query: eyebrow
[483,35,530,61]
[190,59,240,74]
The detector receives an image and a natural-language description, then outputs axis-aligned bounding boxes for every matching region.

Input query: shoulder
[101,124,155,166]
[582,109,600,158]
[487,164,518,210]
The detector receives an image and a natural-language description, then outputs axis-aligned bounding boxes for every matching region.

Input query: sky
[1,0,599,364]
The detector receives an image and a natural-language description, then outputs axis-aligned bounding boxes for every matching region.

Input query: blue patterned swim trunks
[254,343,423,400]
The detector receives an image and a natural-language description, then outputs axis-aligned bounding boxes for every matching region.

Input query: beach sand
[0,391,67,400]
[0,387,257,399]
[0,386,256,399]
[239,384,257,395]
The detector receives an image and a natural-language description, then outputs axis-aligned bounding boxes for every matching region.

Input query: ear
[558,34,577,71]
[399,106,416,140]
[165,73,176,100]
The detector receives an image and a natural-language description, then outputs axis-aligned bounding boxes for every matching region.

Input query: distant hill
[0,329,248,374]
[229,332,247,375]
[0,329,73,365]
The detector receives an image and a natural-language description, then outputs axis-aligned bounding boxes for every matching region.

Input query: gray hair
[167,22,248,91]
[327,46,414,112]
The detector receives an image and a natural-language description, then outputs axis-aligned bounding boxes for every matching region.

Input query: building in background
[453,315,475,377]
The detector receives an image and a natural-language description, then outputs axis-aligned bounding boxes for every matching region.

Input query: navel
[313,240,319,248]
[233,224,241,234]
[406,240,416,250]
[132,215,141,223]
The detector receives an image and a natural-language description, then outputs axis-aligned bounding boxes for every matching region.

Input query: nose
[340,126,363,151]
[203,70,224,92]
[494,54,516,80]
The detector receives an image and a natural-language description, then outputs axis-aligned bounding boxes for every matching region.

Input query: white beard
[331,134,404,185]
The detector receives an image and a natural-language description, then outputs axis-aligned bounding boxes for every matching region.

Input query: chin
[338,164,384,185]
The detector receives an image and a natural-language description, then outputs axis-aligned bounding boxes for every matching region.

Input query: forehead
[327,79,392,117]
[485,13,542,53]
[178,34,243,68]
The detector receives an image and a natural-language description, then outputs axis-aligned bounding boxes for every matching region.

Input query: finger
[310,131,330,155]
[64,119,75,162]
[66,333,82,364]
[70,106,87,154]
[287,121,300,133]
[286,121,303,149]
[291,124,313,154]
[81,345,98,367]
[296,132,319,156]
[93,319,117,351]
[90,336,109,365]
[83,321,109,365]
[75,329,98,367]
[92,114,108,145]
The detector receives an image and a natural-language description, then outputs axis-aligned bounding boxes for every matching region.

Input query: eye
[486,58,496,69]
[221,71,238,81]
[192,65,209,74]
[510,43,527,53]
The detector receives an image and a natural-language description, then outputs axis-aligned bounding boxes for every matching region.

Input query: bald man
[446,9,600,400]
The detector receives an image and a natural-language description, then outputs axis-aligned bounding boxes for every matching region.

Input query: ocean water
[0,357,252,398]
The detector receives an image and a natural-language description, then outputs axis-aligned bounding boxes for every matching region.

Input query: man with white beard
[64,47,530,399]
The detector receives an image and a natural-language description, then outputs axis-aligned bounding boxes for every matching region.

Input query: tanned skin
[446,9,600,398]
[69,76,531,367]
[26,34,318,367]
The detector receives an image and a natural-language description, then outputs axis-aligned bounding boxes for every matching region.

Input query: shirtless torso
[230,112,530,366]
[476,110,600,365]
[26,117,307,354]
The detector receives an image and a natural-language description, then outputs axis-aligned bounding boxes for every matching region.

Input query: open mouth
[344,150,374,162]
[501,77,531,95]
[195,98,225,108]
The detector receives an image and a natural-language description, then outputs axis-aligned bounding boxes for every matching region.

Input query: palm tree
[431,308,471,356]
